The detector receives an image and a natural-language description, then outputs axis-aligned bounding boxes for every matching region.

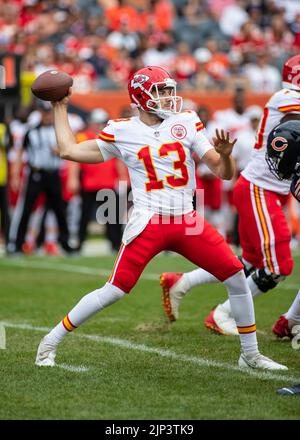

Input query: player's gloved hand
[290,171,300,202]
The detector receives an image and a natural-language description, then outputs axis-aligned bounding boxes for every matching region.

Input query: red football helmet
[128,66,182,119]
[282,55,300,91]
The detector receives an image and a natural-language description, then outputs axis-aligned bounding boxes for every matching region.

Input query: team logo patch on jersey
[131,74,150,89]
[171,124,187,140]
[271,136,288,152]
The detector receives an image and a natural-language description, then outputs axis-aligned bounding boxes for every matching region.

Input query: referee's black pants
[11,168,71,253]
[78,190,123,252]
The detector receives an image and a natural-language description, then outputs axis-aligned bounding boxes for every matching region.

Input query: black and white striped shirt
[23,124,61,171]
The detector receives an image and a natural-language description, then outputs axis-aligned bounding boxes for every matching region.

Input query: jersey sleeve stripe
[98,131,115,142]
[195,122,204,131]
[278,105,300,112]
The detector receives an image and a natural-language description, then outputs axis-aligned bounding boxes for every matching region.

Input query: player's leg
[36,216,165,366]
[161,178,255,323]
[162,178,293,331]
[169,213,287,370]
[210,182,293,334]
[273,288,300,338]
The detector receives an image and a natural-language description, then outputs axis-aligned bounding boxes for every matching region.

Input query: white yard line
[57,364,90,373]
[0,258,298,288]
[1,321,298,383]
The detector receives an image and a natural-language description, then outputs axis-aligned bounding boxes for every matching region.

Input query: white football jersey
[242,88,300,194]
[96,111,214,243]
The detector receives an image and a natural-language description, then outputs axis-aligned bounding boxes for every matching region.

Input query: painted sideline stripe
[1,321,298,383]
[0,259,299,289]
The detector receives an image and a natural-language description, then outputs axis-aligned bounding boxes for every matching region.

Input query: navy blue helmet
[266,120,300,180]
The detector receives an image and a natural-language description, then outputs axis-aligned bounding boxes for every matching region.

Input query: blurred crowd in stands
[1,0,300,93]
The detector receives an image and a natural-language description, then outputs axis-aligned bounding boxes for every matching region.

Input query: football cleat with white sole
[160,272,186,322]
[238,352,288,370]
[35,336,57,367]
[204,304,239,336]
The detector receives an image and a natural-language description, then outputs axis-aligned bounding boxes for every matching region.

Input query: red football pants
[108,211,243,293]
[233,176,293,275]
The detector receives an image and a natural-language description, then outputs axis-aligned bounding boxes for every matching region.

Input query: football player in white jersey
[160,55,300,338]
[266,121,300,339]
[35,66,286,370]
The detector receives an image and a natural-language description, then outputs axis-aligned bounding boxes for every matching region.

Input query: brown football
[31,70,73,101]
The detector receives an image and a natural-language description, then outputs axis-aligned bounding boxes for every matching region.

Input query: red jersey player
[35,66,286,370]
[160,55,300,338]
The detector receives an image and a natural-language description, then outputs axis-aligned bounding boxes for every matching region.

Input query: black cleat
[277,384,300,395]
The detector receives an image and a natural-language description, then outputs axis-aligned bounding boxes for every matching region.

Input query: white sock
[223,270,258,355]
[46,283,125,345]
[286,288,300,324]
[183,268,218,293]
[247,275,264,298]
[220,274,263,315]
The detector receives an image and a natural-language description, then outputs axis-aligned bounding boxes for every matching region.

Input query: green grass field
[1,253,300,420]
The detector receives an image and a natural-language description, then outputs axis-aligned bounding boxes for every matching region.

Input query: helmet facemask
[265,152,290,180]
[146,79,183,119]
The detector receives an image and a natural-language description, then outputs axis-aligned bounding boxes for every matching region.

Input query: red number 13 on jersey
[138,142,189,192]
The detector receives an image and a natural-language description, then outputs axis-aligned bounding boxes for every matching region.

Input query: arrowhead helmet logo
[131,74,150,90]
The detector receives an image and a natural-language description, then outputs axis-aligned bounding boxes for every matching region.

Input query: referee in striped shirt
[9,102,74,254]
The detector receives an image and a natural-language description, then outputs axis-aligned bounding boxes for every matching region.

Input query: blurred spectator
[173,1,210,49]
[108,49,133,87]
[244,50,281,93]
[107,19,140,55]
[141,32,176,69]
[212,89,250,242]
[231,20,265,59]
[172,42,198,87]
[274,0,300,24]
[264,14,294,63]
[219,0,249,36]
[195,105,225,237]
[105,0,140,32]
[61,54,97,93]
[229,103,262,246]
[232,104,263,174]
[225,52,250,91]
[204,38,229,87]
[291,12,300,49]
[213,89,250,135]
[34,44,57,76]
[193,48,215,91]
